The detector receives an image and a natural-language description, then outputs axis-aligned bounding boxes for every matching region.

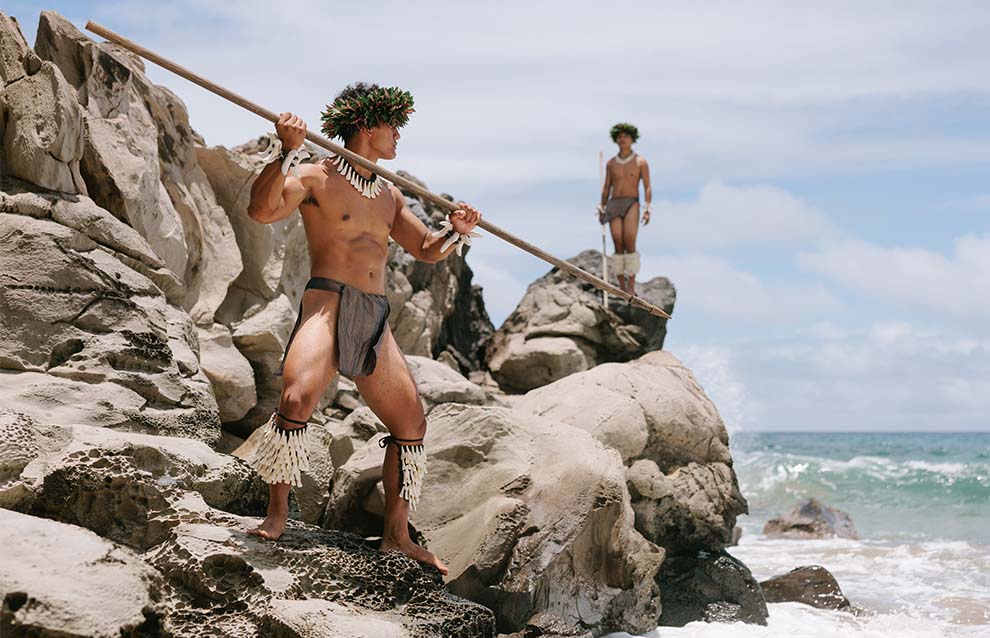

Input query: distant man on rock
[598,123,651,295]
[243,82,482,575]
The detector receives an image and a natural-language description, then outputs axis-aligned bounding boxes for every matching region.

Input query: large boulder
[324,404,664,636]
[763,498,859,540]
[657,551,768,626]
[487,250,675,393]
[517,350,746,553]
[759,565,853,611]
[34,11,241,325]
[0,207,220,442]
[0,508,164,637]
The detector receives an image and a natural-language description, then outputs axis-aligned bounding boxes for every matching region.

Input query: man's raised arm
[247,112,309,224]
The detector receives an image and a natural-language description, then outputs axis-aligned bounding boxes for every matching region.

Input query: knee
[279,382,321,419]
[412,416,428,440]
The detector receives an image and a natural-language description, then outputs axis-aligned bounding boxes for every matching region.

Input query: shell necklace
[615,152,636,165]
[329,154,382,199]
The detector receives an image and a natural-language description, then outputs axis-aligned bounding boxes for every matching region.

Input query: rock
[763,498,859,540]
[196,141,307,304]
[35,11,241,325]
[196,322,257,422]
[324,404,664,636]
[406,355,486,410]
[17,425,495,637]
[657,550,769,626]
[261,599,412,638]
[1,408,266,517]
[0,11,31,85]
[518,351,747,553]
[0,508,164,637]
[759,565,852,611]
[487,249,675,392]
[0,211,220,442]
[0,58,86,194]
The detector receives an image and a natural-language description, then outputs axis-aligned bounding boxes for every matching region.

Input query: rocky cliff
[1,9,759,638]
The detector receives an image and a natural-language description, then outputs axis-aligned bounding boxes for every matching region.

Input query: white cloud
[29,0,987,191]
[726,323,990,431]
[650,180,831,248]
[643,253,841,322]
[799,234,990,319]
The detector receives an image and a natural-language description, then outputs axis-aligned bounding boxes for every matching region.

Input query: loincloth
[274,276,390,378]
[604,197,639,222]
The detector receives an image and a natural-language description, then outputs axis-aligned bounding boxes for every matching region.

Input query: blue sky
[10,1,989,431]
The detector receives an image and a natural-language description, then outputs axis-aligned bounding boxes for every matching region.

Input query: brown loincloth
[274,276,390,378]
[604,197,639,222]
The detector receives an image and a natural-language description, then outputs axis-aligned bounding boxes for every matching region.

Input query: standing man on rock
[598,123,652,295]
[243,82,482,575]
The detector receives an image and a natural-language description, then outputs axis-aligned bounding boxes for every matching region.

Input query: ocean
[608,432,990,638]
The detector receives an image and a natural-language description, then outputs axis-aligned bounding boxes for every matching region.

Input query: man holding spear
[598,123,652,295]
[82,18,673,577]
[244,82,480,575]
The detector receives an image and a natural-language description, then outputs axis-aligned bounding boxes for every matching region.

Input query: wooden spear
[85,20,672,320]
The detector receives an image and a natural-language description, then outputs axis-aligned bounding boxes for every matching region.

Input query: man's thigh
[353,326,424,435]
[622,202,641,247]
[281,289,340,392]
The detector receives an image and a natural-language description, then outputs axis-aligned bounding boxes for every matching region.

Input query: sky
[9,1,990,432]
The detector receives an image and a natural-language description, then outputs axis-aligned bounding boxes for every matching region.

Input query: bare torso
[608,154,645,198]
[296,158,398,295]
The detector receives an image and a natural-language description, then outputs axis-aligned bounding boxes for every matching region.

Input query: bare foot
[380,536,449,575]
[247,510,288,541]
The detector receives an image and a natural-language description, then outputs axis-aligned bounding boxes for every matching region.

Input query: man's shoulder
[635,154,649,165]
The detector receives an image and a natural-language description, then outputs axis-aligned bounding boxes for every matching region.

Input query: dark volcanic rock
[658,551,769,627]
[763,498,859,540]
[760,565,853,611]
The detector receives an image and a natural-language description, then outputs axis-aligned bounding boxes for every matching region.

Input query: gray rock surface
[657,550,769,626]
[0,206,221,442]
[760,565,853,611]
[487,250,675,393]
[1,406,495,637]
[0,508,164,638]
[763,498,859,540]
[325,404,664,636]
[33,11,242,325]
[518,351,747,553]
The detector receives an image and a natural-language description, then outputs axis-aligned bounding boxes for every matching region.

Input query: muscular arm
[640,158,652,225]
[388,185,468,264]
[247,160,308,224]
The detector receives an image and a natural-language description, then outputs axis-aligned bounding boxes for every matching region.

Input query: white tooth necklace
[615,152,636,165]
[329,153,382,199]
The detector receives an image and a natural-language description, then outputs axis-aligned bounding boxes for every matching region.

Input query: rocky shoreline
[0,9,842,638]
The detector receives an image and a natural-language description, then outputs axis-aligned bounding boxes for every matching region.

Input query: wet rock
[763,498,859,540]
[487,249,675,393]
[658,550,769,626]
[760,565,853,611]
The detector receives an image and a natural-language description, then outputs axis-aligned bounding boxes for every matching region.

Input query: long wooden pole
[598,150,608,307]
[85,20,671,320]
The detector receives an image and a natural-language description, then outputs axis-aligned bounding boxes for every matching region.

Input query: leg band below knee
[247,412,312,488]
[625,251,641,276]
[379,435,427,510]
